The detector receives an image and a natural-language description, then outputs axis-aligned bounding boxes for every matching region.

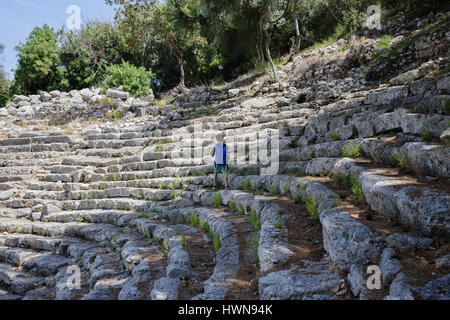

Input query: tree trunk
[263,29,279,83]
[259,40,266,72]
[176,53,185,88]
[294,17,301,53]
[265,41,279,83]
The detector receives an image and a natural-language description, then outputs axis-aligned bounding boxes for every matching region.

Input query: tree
[106,0,187,88]
[14,25,67,94]
[59,21,126,89]
[199,0,293,83]
[0,44,12,107]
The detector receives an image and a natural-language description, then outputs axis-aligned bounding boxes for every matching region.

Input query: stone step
[0,246,42,267]
[0,263,46,295]
[0,135,71,147]
[0,287,23,300]
[83,147,143,158]
[62,176,207,192]
[328,158,450,238]
[0,151,72,161]
[0,166,50,175]
[0,159,61,167]
[3,198,150,212]
[22,190,63,201]
[0,175,25,183]
[165,206,240,300]
[361,138,450,178]
[0,143,70,154]
[0,233,64,251]
[0,218,86,237]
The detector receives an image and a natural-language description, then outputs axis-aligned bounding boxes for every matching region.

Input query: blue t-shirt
[213,143,227,165]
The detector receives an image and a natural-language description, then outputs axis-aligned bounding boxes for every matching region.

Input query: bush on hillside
[102,61,153,97]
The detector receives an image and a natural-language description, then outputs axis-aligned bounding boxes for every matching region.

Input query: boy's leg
[224,173,229,188]
[213,173,218,187]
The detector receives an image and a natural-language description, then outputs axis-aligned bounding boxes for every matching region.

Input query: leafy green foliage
[188,212,198,227]
[441,100,450,115]
[420,126,432,142]
[198,218,208,232]
[237,203,245,215]
[249,232,260,263]
[373,34,392,59]
[181,235,187,248]
[349,175,365,206]
[212,192,222,206]
[213,234,221,252]
[243,178,252,191]
[341,143,363,158]
[59,21,125,89]
[229,201,237,213]
[270,184,280,195]
[248,207,261,231]
[305,194,319,220]
[14,25,67,94]
[391,152,412,172]
[0,44,11,108]
[103,61,153,96]
[330,131,340,141]
[274,217,283,229]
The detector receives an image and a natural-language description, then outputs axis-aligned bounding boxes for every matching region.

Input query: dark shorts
[214,163,228,173]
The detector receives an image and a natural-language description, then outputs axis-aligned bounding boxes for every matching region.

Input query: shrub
[109,108,126,122]
[391,152,412,172]
[198,218,208,232]
[282,183,290,195]
[350,175,366,206]
[181,235,187,248]
[420,126,432,142]
[309,151,316,158]
[298,182,307,190]
[373,34,392,59]
[175,215,184,224]
[249,232,260,263]
[335,194,341,206]
[341,142,362,158]
[213,234,221,252]
[274,218,283,229]
[330,131,340,141]
[212,192,222,206]
[188,212,198,227]
[103,61,153,96]
[294,191,302,204]
[243,178,252,190]
[270,184,280,194]
[59,21,125,89]
[162,238,169,251]
[335,7,367,38]
[306,194,319,220]
[249,207,261,231]
[237,203,245,215]
[229,201,237,213]
[441,100,450,115]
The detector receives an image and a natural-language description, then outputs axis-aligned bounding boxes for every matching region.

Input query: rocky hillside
[0,12,449,300]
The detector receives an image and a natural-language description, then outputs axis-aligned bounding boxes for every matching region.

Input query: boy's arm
[211,146,215,157]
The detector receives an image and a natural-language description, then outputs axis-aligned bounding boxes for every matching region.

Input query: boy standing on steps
[211,133,229,190]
